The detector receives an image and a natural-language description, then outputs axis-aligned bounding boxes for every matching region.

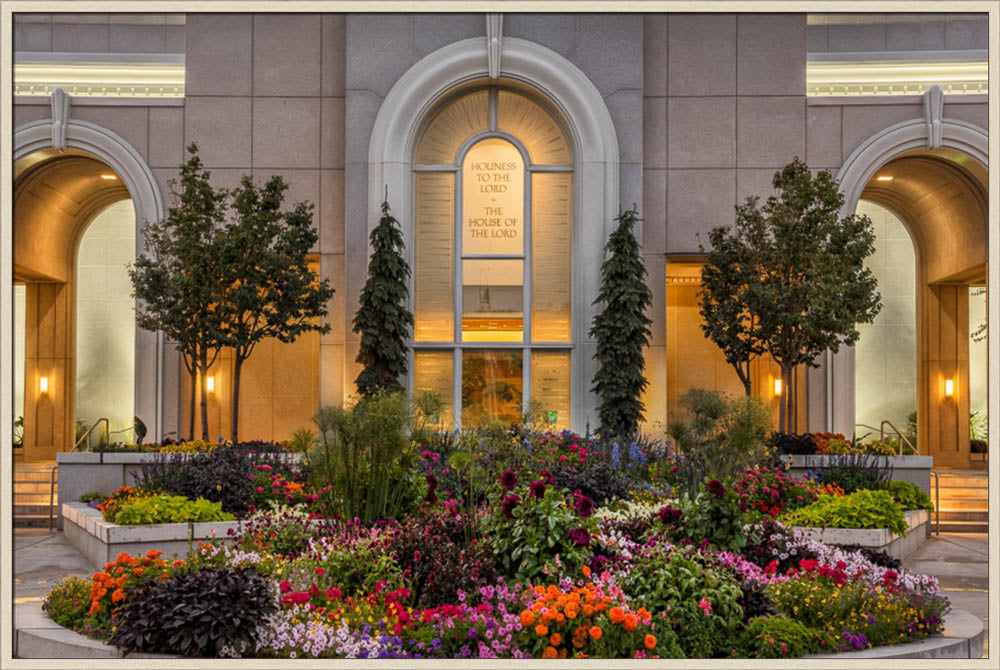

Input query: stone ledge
[14,600,983,659]
[790,509,928,561]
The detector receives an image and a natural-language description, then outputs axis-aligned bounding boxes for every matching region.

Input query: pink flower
[698,598,712,616]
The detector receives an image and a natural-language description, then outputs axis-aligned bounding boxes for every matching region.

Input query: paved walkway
[13,528,990,658]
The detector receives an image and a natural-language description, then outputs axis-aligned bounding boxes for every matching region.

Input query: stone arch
[14,108,167,453]
[829,99,988,466]
[368,36,621,432]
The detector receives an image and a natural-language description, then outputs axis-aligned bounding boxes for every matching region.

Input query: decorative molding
[50,86,70,151]
[923,84,944,149]
[486,14,503,81]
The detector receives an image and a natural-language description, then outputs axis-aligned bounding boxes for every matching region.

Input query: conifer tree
[353,191,415,398]
[589,206,653,439]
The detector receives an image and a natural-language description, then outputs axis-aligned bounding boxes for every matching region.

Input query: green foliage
[107,566,275,657]
[667,388,775,498]
[885,480,933,512]
[133,416,148,445]
[288,427,317,453]
[671,479,750,552]
[308,392,422,522]
[43,576,92,631]
[738,615,825,658]
[781,490,907,536]
[970,410,987,443]
[621,542,744,657]
[79,491,107,504]
[702,158,882,431]
[589,206,653,439]
[813,453,893,494]
[113,495,234,525]
[353,194,414,398]
[129,144,229,440]
[14,415,24,448]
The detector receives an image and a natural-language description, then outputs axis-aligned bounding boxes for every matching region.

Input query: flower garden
[43,392,949,659]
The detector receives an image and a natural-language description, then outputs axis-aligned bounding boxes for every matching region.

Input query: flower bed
[41,422,958,659]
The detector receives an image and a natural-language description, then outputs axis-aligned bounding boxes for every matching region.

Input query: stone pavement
[12,528,992,658]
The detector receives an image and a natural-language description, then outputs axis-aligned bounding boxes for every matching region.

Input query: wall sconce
[944,379,954,397]
[773,378,783,396]
[39,376,49,393]
[206,376,215,393]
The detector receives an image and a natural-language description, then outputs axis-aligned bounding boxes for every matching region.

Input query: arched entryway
[836,92,988,467]
[14,103,165,458]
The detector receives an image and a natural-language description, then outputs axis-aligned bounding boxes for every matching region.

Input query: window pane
[462,138,524,256]
[530,350,571,430]
[414,351,453,429]
[532,173,572,342]
[497,91,571,164]
[414,173,454,341]
[416,90,489,164]
[462,349,522,426]
[462,259,523,342]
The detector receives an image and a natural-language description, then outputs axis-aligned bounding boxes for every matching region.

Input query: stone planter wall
[62,501,237,568]
[791,509,929,561]
[782,454,934,495]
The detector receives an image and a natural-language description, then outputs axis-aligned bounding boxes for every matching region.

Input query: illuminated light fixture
[100,174,118,180]
[807,60,987,96]
[944,379,954,397]
[39,376,49,393]
[14,61,185,98]
[206,376,215,393]
[773,378,783,396]
[876,175,894,182]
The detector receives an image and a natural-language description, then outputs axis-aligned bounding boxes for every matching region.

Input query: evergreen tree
[353,192,414,398]
[129,144,228,440]
[217,175,335,442]
[589,206,653,439]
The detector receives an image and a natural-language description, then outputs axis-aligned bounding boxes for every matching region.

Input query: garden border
[13,600,983,660]
[790,509,929,561]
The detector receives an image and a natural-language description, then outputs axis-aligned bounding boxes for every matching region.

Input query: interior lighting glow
[100,174,118,180]
[39,376,49,393]
[206,376,215,393]
[773,378,783,396]
[876,175,894,181]
[944,379,954,397]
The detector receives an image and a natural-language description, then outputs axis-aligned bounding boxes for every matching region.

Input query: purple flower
[658,504,683,525]
[529,480,546,499]
[573,494,595,518]
[538,470,555,485]
[706,479,726,499]
[568,526,591,546]
[501,494,520,518]
[425,473,438,491]
[499,470,518,490]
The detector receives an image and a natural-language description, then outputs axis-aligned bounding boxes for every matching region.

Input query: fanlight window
[412,88,573,429]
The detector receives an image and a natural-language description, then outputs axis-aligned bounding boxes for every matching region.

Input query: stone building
[10,12,990,467]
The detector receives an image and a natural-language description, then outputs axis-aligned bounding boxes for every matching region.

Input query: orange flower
[542,646,558,659]
[550,633,562,646]
[589,626,602,640]
[534,585,545,596]
[111,589,125,603]
[582,604,594,617]
[582,565,591,578]
[556,613,565,623]
[172,559,184,569]
[644,634,657,650]
[520,610,535,627]
[637,607,651,620]
[609,606,625,623]
[92,572,103,581]
[89,602,100,615]
[558,648,567,659]
[97,588,108,598]
[623,613,638,631]
[132,567,144,578]
[146,550,163,559]
[116,576,126,588]
[535,624,549,637]
[565,605,579,619]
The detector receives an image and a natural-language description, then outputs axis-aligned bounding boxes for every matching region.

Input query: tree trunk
[231,355,244,444]
[778,364,792,433]
[199,350,210,441]
[738,361,752,396]
[188,364,197,440]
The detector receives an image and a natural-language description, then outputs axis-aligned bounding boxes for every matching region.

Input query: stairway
[13,462,58,529]
[933,469,988,533]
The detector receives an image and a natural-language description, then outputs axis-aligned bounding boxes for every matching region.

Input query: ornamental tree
[704,157,882,432]
[217,175,335,443]
[589,206,653,439]
[129,144,228,440]
[352,192,415,398]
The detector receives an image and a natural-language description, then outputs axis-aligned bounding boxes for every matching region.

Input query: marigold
[582,604,594,617]
[609,606,625,623]
[542,646,558,659]
[520,610,535,627]
[111,589,125,603]
[623,613,639,631]
[589,626,602,640]
[536,624,549,637]
[550,633,562,646]
[645,634,657,650]
[582,565,591,578]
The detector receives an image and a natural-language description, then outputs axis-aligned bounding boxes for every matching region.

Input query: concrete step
[933,499,989,511]
[937,509,989,522]
[13,482,58,494]
[934,519,989,533]
[13,469,58,481]
[934,474,989,488]
[13,514,56,529]
[13,493,57,505]
[936,489,988,501]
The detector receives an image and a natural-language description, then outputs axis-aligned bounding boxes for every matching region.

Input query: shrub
[79,491,107,504]
[781,490,907,536]
[107,566,275,656]
[730,466,817,520]
[885,480,933,512]
[159,440,219,453]
[738,615,825,658]
[112,495,235,525]
[621,542,744,657]
[767,432,816,456]
[309,393,423,523]
[43,576,92,631]
[738,580,777,623]
[811,453,893,494]
[669,477,749,552]
[97,485,150,522]
[741,518,818,574]
[234,503,339,559]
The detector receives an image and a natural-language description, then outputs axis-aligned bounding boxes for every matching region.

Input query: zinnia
[589,626,602,640]
[644,634,657,650]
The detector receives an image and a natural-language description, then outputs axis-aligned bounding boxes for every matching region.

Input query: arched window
[411,88,573,429]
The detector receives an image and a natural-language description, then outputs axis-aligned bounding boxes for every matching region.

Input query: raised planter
[790,509,928,561]
[782,454,934,495]
[13,599,983,659]
[55,450,300,530]
[62,501,237,568]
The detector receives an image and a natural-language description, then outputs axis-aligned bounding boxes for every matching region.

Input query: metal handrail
[48,465,58,531]
[71,418,110,452]
[880,419,916,456]
[929,470,940,536]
